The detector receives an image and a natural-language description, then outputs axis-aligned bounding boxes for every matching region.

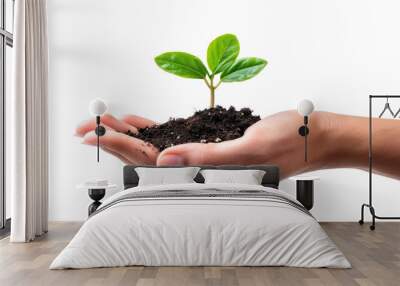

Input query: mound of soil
[126,106,260,151]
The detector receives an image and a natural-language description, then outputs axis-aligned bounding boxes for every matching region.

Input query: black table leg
[88,189,105,216]
[296,180,314,210]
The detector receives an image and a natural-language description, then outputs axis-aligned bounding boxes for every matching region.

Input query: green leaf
[155,52,208,79]
[221,57,267,82]
[207,34,240,75]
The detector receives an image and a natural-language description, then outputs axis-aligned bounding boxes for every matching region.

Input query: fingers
[157,137,254,166]
[82,129,159,165]
[76,114,138,137]
[121,115,157,129]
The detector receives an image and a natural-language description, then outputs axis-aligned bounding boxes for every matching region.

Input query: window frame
[0,0,13,234]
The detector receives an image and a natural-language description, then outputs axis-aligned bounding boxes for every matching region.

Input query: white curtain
[10,0,48,242]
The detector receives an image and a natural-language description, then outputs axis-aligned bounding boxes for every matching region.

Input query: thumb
[157,138,251,166]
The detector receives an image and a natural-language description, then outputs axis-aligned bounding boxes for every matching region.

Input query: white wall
[48,0,400,221]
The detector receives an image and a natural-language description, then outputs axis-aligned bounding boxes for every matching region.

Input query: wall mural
[75,35,400,184]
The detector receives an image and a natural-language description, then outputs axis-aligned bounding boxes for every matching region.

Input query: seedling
[155,34,268,108]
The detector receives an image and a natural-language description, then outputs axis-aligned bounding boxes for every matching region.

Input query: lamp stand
[298,116,310,162]
[94,116,106,162]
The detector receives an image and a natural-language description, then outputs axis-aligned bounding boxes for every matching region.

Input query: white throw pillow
[200,169,266,185]
[136,167,200,186]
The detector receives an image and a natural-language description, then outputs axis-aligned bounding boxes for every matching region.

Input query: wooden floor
[0,222,399,286]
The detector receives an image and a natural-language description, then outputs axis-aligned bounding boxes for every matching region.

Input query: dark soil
[126,106,260,151]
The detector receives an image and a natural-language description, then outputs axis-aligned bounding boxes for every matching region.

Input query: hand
[76,111,329,178]
[76,111,400,180]
[157,110,330,178]
[76,114,159,165]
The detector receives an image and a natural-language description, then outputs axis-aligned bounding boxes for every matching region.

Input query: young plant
[155,34,268,108]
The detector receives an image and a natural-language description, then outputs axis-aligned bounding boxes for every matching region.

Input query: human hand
[77,110,334,178]
[76,111,331,178]
[156,110,331,178]
[157,111,400,179]
[76,110,399,179]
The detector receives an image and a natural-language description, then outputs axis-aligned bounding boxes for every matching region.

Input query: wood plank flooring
[0,222,399,286]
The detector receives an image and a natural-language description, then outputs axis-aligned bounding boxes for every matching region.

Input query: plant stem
[210,86,215,108]
[209,75,215,108]
[205,75,220,108]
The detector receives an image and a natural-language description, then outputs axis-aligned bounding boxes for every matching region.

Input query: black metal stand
[359,95,400,231]
[298,116,310,162]
[88,188,105,216]
[94,116,106,163]
[296,180,314,211]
